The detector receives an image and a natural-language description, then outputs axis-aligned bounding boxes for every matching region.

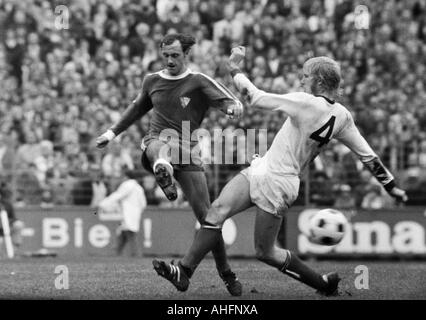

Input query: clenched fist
[96,130,115,148]
[96,135,110,148]
[388,186,408,203]
[226,101,244,119]
[229,46,246,65]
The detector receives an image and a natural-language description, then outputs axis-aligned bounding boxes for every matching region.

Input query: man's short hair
[160,33,196,54]
[304,56,341,93]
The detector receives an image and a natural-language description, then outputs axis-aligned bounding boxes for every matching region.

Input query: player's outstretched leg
[154,173,252,295]
[280,251,340,296]
[174,171,247,296]
[254,208,340,296]
[144,140,177,201]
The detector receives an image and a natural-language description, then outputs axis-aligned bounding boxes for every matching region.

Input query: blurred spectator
[310,171,335,206]
[0,133,15,172]
[137,0,159,26]
[90,166,108,208]
[49,164,76,205]
[72,164,108,206]
[15,163,43,205]
[361,184,391,210]
[417,140,426,168]
[142,175,161,205]
[333,184,356,209]
[98,169,146,257]
[129,22,151,58]
[334,144,363,189]
[353,169,376,207]
[101,141,134,189]
[0,0,424,206]
[157,0,190,23]
[15,131,41,169]
[213,2,244,45]
[162,5,188,33]
[33,140,54,186]
[40,186,54,208]
[0,181,24,249]
[399,155,426,205]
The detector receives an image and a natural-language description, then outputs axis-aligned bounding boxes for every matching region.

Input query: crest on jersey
[180,96,191,108]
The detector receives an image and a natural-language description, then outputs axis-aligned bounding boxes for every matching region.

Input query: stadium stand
[0,0,425,207]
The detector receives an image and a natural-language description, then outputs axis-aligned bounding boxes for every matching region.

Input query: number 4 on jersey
[310,116,336,147]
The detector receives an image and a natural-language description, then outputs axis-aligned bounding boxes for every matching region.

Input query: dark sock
[178,262,193,278]
[212,236,230,274]
[180,223,222,278]
[280,250,328,291]
[194,222,231,274]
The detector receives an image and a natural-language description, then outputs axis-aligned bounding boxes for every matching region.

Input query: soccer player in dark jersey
[96,33,244,296]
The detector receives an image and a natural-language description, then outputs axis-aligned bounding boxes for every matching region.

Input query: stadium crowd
[0,0,425,208]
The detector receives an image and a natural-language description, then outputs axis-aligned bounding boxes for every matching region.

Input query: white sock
[153,158,173,175]
[322,275,329,283]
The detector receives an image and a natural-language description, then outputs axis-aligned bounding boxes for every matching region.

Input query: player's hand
[96,135,110,149]
[96,130,116,148]
[229,46,246,66]
[226,101,244,119]
[388,186,408,203]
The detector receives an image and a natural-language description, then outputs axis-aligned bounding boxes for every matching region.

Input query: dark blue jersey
[110,68,241,146]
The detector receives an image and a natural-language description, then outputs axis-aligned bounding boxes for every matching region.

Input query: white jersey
[234,73,388,179]
[99,179,147,232]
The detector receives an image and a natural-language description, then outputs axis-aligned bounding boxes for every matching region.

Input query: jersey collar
[314,94,335,104]
[158,68,192,80]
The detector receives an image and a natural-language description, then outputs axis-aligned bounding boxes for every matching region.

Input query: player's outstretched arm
[226,46,307,119]
[96,79,153,148]
[196,71,243,119]
[336,113,408,203]
[226,46,264,107]
[362,158,408,203]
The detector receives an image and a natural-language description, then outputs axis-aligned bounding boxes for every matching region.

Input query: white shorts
[240,157,300,218]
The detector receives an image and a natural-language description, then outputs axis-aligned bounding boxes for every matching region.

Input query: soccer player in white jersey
[153,46,408,296]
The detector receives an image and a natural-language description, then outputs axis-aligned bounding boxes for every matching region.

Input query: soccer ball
[307,209,348,246]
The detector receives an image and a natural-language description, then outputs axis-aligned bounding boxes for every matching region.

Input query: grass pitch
[0,256,425,300]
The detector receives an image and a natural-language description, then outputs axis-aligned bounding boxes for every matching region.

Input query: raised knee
[212,200,231,215]
[205,200,229,226]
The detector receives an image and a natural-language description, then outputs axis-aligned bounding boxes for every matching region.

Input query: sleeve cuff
[384,180,395,193]
[230,67,243,78]
[102,130,116,141]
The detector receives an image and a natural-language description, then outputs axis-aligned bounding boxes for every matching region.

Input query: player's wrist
[229,66,243,78]
[102,130,116,141]
[226,61,243,78]
[383,180,396,193]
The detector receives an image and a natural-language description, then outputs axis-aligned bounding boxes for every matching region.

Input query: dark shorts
[140,135,204,173]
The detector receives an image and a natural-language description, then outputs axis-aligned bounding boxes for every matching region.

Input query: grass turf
[0,256,425,300]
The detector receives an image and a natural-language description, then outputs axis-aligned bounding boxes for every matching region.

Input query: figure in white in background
[98,169,146,257]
